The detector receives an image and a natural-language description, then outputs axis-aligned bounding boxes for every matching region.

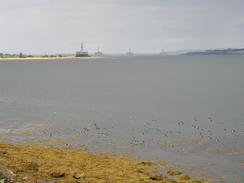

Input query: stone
[150,175,166,181]
[138,161,154,166]
[29,160,39,171]
[50,171,66,178]
[0,151,7,155]
[167,170,183,176]
[0,165,16,183]
[73,173,84,179]
[22,176,29,181]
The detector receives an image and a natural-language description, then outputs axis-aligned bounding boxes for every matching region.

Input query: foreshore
[0,142,210,183]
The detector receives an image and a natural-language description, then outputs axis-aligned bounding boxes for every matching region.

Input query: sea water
[0,55,243,182]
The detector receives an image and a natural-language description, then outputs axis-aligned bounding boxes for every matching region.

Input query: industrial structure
[76,43,89,57]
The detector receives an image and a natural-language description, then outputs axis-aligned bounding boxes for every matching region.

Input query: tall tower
[76,42,89,57]
[81,43,84,52]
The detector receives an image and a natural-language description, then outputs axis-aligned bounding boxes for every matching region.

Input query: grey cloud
[0,0,243,54]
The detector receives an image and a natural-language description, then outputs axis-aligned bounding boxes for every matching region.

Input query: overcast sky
[0,0,243,54]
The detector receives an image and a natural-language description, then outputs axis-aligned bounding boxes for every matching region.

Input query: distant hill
[184,48,244,55]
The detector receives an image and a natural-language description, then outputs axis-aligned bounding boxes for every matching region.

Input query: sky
[0,0,243,54]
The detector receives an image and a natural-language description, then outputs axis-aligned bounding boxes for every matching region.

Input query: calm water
[0,55,243,182]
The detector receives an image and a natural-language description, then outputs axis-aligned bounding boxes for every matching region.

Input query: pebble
[0,165,16,183]
[0,151,7,155]
[22,176,29,181]
[138,161,154,166]
[29,160,39,171]
[50,171,66,178]
[150,175,166,181]
[73,173,84,179]
[167,170,183,176]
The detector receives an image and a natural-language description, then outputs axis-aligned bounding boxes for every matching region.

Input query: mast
[81,43,84,52]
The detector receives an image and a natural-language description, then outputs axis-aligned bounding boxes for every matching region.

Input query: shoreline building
[94,47,103,56]
[126,48,134,56]
[160,49,166,55]
[76,43,89,57]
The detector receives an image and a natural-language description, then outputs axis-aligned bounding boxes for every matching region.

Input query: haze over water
[0,55,244,182]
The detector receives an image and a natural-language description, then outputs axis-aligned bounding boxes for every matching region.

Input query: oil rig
[94,47,103,56]
[76,43,89,57]
[126,48,134,56]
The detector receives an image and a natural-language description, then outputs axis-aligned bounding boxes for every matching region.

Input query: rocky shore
[0,143,210,183]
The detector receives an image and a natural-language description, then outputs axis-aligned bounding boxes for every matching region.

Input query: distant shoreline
[183,48,244,55]
[0,56,105,61]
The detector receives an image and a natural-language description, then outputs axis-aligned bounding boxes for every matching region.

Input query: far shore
[0,56,107,61]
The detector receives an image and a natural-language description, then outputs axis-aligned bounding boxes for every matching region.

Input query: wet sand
[0,142,210,183]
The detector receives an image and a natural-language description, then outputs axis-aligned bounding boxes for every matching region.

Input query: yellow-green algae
[0,143,210,183]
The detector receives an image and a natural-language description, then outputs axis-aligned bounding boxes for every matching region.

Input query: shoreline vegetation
[0,142,210,183]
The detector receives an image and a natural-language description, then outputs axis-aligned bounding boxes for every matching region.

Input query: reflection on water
[0,55,244,182]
